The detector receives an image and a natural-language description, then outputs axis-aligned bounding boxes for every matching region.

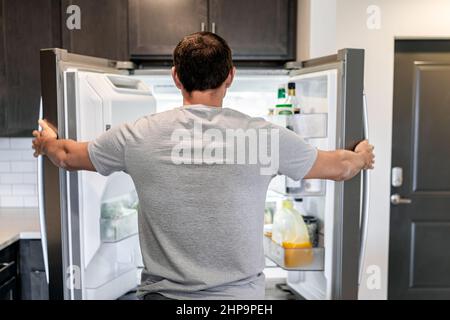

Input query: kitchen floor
[119,278,299,300]
[265,278,299,300]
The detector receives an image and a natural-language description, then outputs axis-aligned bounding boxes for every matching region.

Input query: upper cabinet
[61,0,129,61]
[0,0,60,137]
[209,0,296,61]
[0,0,129,137]
[1,0,297,136]
[129,0,208,60]
[129,0,297,62]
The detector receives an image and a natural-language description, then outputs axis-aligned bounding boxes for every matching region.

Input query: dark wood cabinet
[0,0,128,137]
[61,0,129,61]
[0,277,17,300]
[209,0,296,60]
[1,0,297,136]
[0,240,48,300]
[20,240,48,300]
[129,0,208,60]
[0,241,19,300]
[129,0,296,62]
[0,0,61,137]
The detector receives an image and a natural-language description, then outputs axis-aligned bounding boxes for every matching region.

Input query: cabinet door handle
[201,22,206,32]
[0,261,14,273]
[211,22,216,33]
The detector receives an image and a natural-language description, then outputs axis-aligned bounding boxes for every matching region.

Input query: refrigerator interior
[134,70,339,298]
[134,71,289,117]
[63,68,336,299]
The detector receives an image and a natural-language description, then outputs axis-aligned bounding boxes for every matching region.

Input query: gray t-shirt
[88,105,317,300]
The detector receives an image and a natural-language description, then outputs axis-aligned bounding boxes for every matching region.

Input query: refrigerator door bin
[263,235,324,271]
[100,209,138,243]
[268,113,328,139]
[270,175,326,197]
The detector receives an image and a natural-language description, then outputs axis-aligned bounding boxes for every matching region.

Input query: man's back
[88,105,317,299]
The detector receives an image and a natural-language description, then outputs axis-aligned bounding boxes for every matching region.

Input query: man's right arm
[305,140,375,181]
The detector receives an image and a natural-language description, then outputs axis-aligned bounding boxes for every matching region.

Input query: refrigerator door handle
[358,93,370,285]
[37,99,50,284]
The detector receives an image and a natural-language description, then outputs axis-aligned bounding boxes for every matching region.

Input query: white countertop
[0,208,40,251]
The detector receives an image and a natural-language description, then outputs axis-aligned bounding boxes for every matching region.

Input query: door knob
[390,194,412,205]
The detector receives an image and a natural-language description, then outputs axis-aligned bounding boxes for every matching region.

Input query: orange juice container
[272,199,313,267]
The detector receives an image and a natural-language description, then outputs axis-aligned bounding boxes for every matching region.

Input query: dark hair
[173,32,233,93]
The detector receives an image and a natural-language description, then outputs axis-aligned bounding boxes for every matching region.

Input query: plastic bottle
[272,199,312,249]
[275,85,293,115]
[286,82,300,112]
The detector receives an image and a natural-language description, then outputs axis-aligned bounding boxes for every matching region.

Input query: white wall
[297,0,336,60]
[298,0,450,299]
[335,0,450,299]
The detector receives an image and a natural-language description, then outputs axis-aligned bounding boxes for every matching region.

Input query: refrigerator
[39,48,367,300]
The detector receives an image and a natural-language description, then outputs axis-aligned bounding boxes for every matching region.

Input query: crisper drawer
[263,236,324,271]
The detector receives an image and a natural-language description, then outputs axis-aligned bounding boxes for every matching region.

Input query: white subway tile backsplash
[0,196,24,207]
[12,184,36,196]
[0,138,39,208]
[0,138,10,149]
[9,138,33,149]
[11,161,36,173]
[23,196,38,208]
[0,150,22,161]
[23,173,37,184]
[0,162,10,173]
[21,150,35,160]
[0,185,12,196]
[0,173,23,184]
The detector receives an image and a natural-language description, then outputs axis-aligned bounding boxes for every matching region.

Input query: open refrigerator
[39,48,367,300]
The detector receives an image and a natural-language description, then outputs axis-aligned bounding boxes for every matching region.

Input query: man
[32,32,374,300]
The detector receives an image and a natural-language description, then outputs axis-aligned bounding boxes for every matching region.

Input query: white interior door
[271,69,339,300]
[63,70,156,299]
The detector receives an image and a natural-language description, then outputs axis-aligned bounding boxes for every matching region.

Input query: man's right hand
[32,120,57,157]
[355,140,375,170]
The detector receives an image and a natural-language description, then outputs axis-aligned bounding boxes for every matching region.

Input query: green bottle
[275,85,293,115]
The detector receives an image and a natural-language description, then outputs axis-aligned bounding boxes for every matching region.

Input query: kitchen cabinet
[61,0,129,61]
[129,0,296,62]
[0,241,19,300]
[2,0,296,137]
[0,240,48,300]
[0,0,128,137]
[20,240,48,300]
[0,0,60,137]
[209,0,296,61]
[129,0,208,61]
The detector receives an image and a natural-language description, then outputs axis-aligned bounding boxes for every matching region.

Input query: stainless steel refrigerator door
[286,49,365,300]
[39,49,132,300]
